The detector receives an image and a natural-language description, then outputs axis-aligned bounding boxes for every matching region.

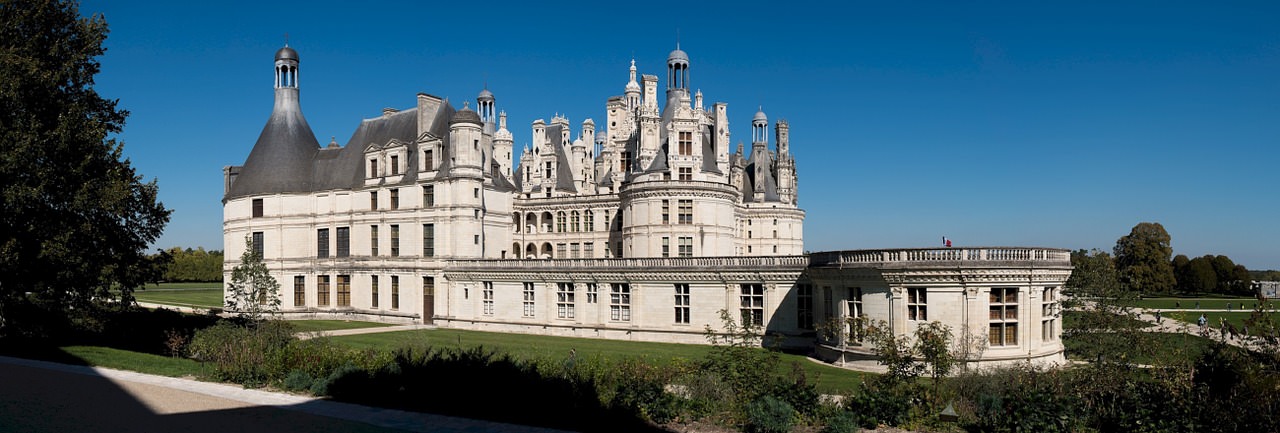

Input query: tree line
[1098,222,1256,295]
[154,247,223,283]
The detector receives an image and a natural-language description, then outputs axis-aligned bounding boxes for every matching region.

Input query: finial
[284,32,290,47]
[463,101,470,109]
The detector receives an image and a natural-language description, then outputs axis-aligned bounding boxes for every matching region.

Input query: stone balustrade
[809,247,1071,269]
[449,255,809,270]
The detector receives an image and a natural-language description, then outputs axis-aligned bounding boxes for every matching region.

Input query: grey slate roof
[743,143,780,203]
[226,89,321,200]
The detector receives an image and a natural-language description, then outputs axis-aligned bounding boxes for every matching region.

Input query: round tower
[667,44,689,92]
[752,107,768,145]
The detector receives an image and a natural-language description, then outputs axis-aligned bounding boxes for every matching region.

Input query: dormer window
[391,155,400,175]
[678,131,693,155]
[369,158,378,178]
[423,149,434,171]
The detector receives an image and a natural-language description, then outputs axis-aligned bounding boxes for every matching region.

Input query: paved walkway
[0,355,570,433]
[296,324,432,340]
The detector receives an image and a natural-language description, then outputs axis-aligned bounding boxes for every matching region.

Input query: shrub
[282,369,314,392]
[187,320,295,384]
[745,395,795,433]
[846,380,915,428]
[820,409,858,433]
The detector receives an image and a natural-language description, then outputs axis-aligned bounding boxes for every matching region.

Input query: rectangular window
[371,275,380,308]
[1042,287,1058,342]
[584,211,594,231]
[422,224,434,257]
[423,276,435,301]
[678,236,693,257]
[423,185,434,207]
[556,243,566,258]
[424,149,433,170]
[569,243,580,259]
[848,287,863,319]
[823,286,834,320]
[482,282,494,315]
[570,212,580,232]
[337,275,351,307]
[293,276,305,307]
[674,283,690,324]
[797,284,813,330]
[678,199,692,224]
[740,284,764,326]
[610,283,631,321]
[908,288,927,321]
[370,225,379,256]
[391,225,400,257]
[586,283,598,303]
[252,198,263,218]
[678,131,693,155]
[369,158,378,177]
[661,237,670,258]
[317,228,330,258]
[661,199,670,224]
[370,191,378,210]
[391,276,400,309]
[584,242,594,258]
[390,155,399,175]
[523,282,536,317]
[390,188,399,209]
[621,151,632,172]
[990,287,1019,346]
[251,232,264,258]
[556,212,566,232]
[336,227,350,257]
[678,167,692,181]
[317,275,330,307]
[557,282,576,319]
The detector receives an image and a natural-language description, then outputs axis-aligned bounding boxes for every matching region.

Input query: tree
[224,235,280,321]
[1064,249,1151,364]
[1184,256,1218,294]
[0,0,170,334]
[1113,222,1175,294]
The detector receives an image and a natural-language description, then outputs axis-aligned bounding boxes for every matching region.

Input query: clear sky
[80,1,1279,269]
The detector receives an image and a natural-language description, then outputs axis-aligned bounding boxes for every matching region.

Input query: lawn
[1064,331,1218,364]
[132,288,223,309]
[288,320,393,333]
[60,345,204,378]
[328,328,870,393]
[143,282,223,290]
[1164,310,1277,335]
[1134,297,1264,311]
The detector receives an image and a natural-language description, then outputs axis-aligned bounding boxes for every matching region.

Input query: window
[390,188,399,209]
[661,200,670,224]
[678,131,692,155]
[848,287,865,344]
[317,228,329,258]
[293,276,305,307]
[604,211,611,231]
[557,282,576,319]
[797,284,813,330]
[337,275,351,307]
[390,225,400,256]
[990,288,1019,346]
[621,151,633,172]
[584,210,594,231]
[661,237,670,258]
[907,288,927,321]
[586,283,598,303]
[556,212,566,232]
[251,232,264,258]
[569,243,580,258]
[610,283,631,321]
[678,167,692,181]
[371,275,380,308]
[678,237,693,257]
[570,211,580,232]
[336,227,349,257]
[390,155,399,175]
[482,282,494,315]
[370,225,379,256]
[523,282,536,317]
[674,284,690,324]
[423,185,434,207]
[424,149,433,170]
[317,275,330,306]
[545,161,553,177]
[740,284,764,326]
[369,158,378,177]
[678,200,692,224]
[584,242,594,258]
[823,286,834,320]
[473,188,479,199]
[370,191,378,210]
[555,243,566,258]
[252,198,263,218]
[1042,287,1058,342]
[474,234,479,245]
[423,276,435,303]
[391,276,399,309]
[422,224,434,257]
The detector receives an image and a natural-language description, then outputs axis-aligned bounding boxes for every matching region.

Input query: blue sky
[81,1,1280,269]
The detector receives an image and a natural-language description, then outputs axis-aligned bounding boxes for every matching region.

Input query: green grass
[329,328,869,393]
[1165,310,1277,335]
[133,288,223,309]
[1134,298,1263,310]
[287,320,393,333]
[142,282,223,290]
[1064,331,1218,364]
[59,345,204,377]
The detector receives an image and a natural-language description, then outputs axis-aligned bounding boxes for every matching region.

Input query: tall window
[990,288,1019,346]
[293,276,305,307]
[371,275,379,308]
[422,224,434,257]
[677,199,692,224]
[674,283,690,324]
[482,282,494,315]
[823,287,834,320]
[556,243,567,258]
[678,237,693,257]
[422,185,434,207]
[584,242,594,258]
[317,275,330,306]
[390,188,399,209]
[370,225,379,256]
[678,167,692,181]
[621,151,632,172]
[424,149,433,170]
[907,288,927,320]
[390,225,400,257]
[336,227,350,257]
[1042,287,1058,342]
[584,210,594,231]
[570,211,580,232]
[370,191,378,210]
[796,284,813,330]
[557,283,576,319]
[610,283,631,321]
[391,276,399,309]
[251,231,264,258]
[678,131,693,155]
[569,243,580,258]
[317,228,330,258]
[252,198,263,218]
[369,158,378,177]
[661,237,670,258]
[556,212,566,232]
[423,276,435,304]
[586,283,598,303]
[522,282,536,317]
[337,275,351,307]
[847,287,863,319]
[740,284,764,326]
[390,155,399,175]
[661,200,670,224]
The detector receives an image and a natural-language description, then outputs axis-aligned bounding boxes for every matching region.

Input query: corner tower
[224,45,321,200]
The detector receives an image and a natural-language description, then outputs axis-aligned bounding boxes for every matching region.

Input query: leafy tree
[913,320,955,402]
[1113,222,1176,294]
[224,235,280,321]
[1184,256,1218,294]
[157,247,223,282]
[0,0,170,334]
[1064,249,1151,364]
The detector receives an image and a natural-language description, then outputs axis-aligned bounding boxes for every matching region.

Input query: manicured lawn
[1064,331,1218,364]
[1134,298,1263,311]
[1164,310,1277,335]
[329,328,870,393]
[60,345,204,377]
[288,320,393,333]
[133,288,223,309]
[143,282,223,290]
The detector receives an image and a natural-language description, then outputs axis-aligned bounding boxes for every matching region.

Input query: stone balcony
[808,247,1072,270]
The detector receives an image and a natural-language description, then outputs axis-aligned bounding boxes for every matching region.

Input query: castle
[224,45,1070,368]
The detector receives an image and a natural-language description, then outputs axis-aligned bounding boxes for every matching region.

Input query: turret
[494,110,513,179]
[449,102,484,174]
[225,45,320,200]
[625,59,641,110]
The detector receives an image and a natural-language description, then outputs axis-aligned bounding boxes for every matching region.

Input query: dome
[667,47,688,64]
[275,46,298,62]
[477,88,494,101]
[625,80,641,92]
[753,107,767,123]
[451,106,482,125]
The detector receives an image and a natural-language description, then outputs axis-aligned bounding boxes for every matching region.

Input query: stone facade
[223,45,1070,369]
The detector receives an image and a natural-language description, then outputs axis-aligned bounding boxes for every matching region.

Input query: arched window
[584,210,594,232]
[570,211,580,232]
[556,212,567,233]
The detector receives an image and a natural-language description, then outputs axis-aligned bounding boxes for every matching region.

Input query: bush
[281,369,314,392]
[187,320,295,384]
[820,409,858,433]
[745,395,795,433]
[846,380,915,428]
